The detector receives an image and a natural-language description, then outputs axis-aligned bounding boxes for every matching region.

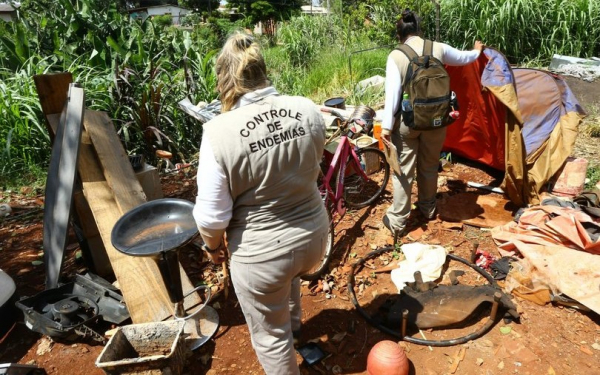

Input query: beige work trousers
[385,123,447,232]
[230,224,328,375]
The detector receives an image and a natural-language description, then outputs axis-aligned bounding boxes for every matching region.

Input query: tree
[139,0,172,6]
[226,0,303,27]
[178,0,220,14]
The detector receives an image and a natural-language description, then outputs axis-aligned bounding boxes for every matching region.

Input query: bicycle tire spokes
[344,147,390,208]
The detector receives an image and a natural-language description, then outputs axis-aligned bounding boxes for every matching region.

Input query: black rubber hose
[347,246,500,347]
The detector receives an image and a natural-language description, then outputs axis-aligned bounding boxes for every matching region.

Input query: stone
[36,337,53,356]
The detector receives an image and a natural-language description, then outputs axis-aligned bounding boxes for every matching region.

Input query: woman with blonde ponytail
[193,31,329,374]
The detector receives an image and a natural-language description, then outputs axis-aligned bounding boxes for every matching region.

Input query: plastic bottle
[401,93,412,113]
[449,91,460,120]
[373,119,383,150]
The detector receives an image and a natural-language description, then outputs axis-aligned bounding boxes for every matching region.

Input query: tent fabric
[443,48,586,206]
[515,69,563,156]
[491,205,600,314]
[444,50,509,171]
[511,70,585,205]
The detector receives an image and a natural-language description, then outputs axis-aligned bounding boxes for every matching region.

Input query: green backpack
[396,40,455,131]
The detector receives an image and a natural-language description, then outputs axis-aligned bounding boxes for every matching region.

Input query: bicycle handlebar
[321,107,368,138]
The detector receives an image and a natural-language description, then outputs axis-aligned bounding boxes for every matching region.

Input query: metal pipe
[175,301,186,319]
[401,309,408,338]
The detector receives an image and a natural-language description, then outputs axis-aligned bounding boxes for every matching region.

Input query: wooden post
[431,0,441,42]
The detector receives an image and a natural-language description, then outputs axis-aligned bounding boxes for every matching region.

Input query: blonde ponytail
[216,31,270,112]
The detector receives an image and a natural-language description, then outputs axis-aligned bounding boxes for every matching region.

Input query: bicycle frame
[321,134,370,219]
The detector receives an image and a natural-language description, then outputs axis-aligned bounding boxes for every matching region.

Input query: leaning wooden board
[47,112,201,323]
[33,72,73,143]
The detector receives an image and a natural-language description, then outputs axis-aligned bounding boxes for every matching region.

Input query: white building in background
[0,2,20,22]
[127,5,191,25]
[300,5,329,15]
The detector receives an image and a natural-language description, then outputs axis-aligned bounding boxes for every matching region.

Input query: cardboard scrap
[438,192,515,228]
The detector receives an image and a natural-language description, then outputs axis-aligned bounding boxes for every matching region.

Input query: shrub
[181,13,203,26]
[153,14,173,27]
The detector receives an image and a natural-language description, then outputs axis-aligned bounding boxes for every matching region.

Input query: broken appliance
[15,273,129,343]
[348,247,520,346]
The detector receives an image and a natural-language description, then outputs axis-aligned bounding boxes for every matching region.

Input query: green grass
[585,164,600,190]
[580,104,600,138]
[265,38,388,107]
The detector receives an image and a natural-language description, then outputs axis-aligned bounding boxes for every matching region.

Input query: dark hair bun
[401,8,416,23]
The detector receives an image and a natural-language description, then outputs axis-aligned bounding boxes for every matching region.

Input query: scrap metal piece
[380,279,518,332]
[43,83,85,289]
[449,270,465,285]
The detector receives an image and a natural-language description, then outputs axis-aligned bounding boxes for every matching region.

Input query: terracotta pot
[366,340,409,375]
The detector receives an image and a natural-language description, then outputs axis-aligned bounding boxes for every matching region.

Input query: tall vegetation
[0,0,599,189]
[0,0,220,186]
[439,0,600,64]
[225,0,302,30]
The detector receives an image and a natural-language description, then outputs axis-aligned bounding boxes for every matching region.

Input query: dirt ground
[1,75,600,375]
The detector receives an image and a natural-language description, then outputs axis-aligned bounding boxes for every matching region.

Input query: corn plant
[0,67,49,186]
[440,0,600,64]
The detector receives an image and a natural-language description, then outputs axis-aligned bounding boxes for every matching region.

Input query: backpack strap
[397,43,419,61]
[421,39,434,68]
[423,39,434,57]
[395,44,419,94]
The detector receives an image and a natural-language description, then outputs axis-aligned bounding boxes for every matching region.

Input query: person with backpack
[380,9,484,238]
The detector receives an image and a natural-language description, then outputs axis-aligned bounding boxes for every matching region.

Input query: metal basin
[111,198,198,257]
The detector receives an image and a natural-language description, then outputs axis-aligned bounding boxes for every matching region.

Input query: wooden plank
[49,114,162,279]
[80,110,200,323]
[33,73,73,142]
[43,85,85,289]
[83,110,147,212]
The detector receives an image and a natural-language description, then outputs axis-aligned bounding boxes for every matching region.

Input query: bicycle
[301,108,390,281]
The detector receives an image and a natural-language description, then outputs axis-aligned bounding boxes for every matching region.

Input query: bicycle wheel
[301,211,334,281]
[343,147,390,208]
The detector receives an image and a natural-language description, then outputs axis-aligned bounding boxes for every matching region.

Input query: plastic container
[96,320,186,375]
[324,97,346,109]
[401,93,412,112]
[372,120,383,151]
[354,136,379,174]
[0,269,17,338]
[355,136,378,149]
